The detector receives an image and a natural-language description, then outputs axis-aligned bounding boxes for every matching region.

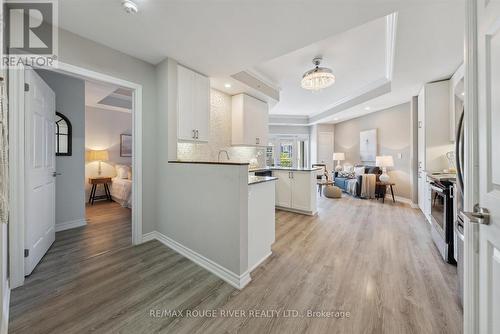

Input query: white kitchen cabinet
[274,170,292,208]
[177,65,210,142]
[232,93,269,147]
[273,170,317,215]
[417,80,452,215]
[290,172,313,212]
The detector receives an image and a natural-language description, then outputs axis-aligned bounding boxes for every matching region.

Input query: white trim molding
[266,12,398,126]
[1,281,9,334]
[8,66,26,289]
[8,61,144,292]
[463,0,480,333]
[143,231,252,290]
[55,219,87,232]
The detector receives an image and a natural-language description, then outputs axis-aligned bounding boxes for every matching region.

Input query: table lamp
[333,152,345,172]
[376,155,394,182]
[87,150,109,176]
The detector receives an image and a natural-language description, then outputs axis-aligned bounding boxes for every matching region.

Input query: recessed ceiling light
[122,0,138,14]
[461,92,465,96]
[224,83,232,89]
[364,106,371,111]
[333,117,339,121]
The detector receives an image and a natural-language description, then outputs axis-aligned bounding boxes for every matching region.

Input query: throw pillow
[354,166,365,177]
[343,164,354,173]
[116,165,129,179]
[338,171,355,178]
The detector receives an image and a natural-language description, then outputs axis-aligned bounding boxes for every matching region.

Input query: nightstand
[88,177,112,205]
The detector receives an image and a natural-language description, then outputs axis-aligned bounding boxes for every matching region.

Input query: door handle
[52,172,62,177]
[462,205,490,225]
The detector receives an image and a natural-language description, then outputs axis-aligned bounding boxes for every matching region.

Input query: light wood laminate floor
[9,197,462,334]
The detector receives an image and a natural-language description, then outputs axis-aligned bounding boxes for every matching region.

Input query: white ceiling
[57,0,428,75]
[321,2,465,124]
[60,0,464,124]
[85,80,132,113]
[253,16,388,116]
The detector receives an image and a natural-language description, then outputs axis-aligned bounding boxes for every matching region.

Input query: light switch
[397,153,402,159]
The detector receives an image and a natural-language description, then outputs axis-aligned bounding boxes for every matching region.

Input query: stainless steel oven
[430,183,448,240]
[430,181,455,263]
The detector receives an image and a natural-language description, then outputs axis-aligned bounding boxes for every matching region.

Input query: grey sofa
[333,166,383,197]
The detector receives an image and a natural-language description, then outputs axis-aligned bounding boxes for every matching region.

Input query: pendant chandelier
[300,57,335,91]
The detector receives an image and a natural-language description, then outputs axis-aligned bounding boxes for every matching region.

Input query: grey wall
[334,103,412,199]
[36,69,86,227]
[58,28,157,233]
[156,163,249,275]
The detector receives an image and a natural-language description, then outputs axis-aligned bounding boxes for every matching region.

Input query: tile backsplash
[177,89,266,168]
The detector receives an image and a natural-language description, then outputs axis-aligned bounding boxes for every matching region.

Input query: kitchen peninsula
[161,161,277,289]
[249,166,322,216]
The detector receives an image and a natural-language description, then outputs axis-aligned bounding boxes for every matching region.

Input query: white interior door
[24,69,56,275]
[475,1,500,332]
[317,132,334,172]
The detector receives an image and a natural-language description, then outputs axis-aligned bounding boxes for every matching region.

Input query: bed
[110,165,132,208]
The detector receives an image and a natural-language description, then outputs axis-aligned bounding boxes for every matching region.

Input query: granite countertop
[249,166,323,172]
[248,176,278,185]
[427,172,457,183]
[169,160,249,166]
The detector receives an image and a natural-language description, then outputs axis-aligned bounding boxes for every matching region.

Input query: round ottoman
[324,185,342,198]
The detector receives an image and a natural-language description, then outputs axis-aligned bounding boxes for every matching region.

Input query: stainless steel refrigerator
[454,108,465,307]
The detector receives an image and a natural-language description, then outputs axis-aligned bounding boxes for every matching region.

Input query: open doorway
[84,80,133,246]
[8,63,142,289]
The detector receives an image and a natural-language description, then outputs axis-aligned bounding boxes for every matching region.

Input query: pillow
[115,165,129,179]
[338,171,355,179]
[127,169,132,180]
[343,165,354,173]
[354,166,365,177]
[366,166,380,175]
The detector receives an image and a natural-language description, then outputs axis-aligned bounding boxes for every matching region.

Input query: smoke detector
[122,0,138,14]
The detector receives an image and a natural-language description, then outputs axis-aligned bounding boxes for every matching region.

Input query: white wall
[36,69,86,228]
[85,106,132,197]
[177,89,266,168]
[334,103,412,199]
[58,28,157,233]
[269,125,310,136]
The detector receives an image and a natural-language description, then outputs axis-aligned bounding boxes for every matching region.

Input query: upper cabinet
[177,65,210,142]
[231,94,269,147]
[417,80,453,173]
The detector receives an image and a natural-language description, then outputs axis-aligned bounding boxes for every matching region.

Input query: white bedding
[110,177,132,208]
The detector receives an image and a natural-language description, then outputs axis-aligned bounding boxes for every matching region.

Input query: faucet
[218,150,230,162]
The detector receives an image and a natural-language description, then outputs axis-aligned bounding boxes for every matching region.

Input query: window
[279,141,293,167]
[268,135,309,168]
[55,112,72,156]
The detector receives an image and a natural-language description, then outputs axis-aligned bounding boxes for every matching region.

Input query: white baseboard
[383,194,414,206]
[275,206,317,216]
[1,282,10,334]
[248,252,272,274]
[55,218,87,232]
[142,231,251,290]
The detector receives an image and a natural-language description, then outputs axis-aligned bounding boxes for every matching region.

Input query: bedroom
[21,69,134,277]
